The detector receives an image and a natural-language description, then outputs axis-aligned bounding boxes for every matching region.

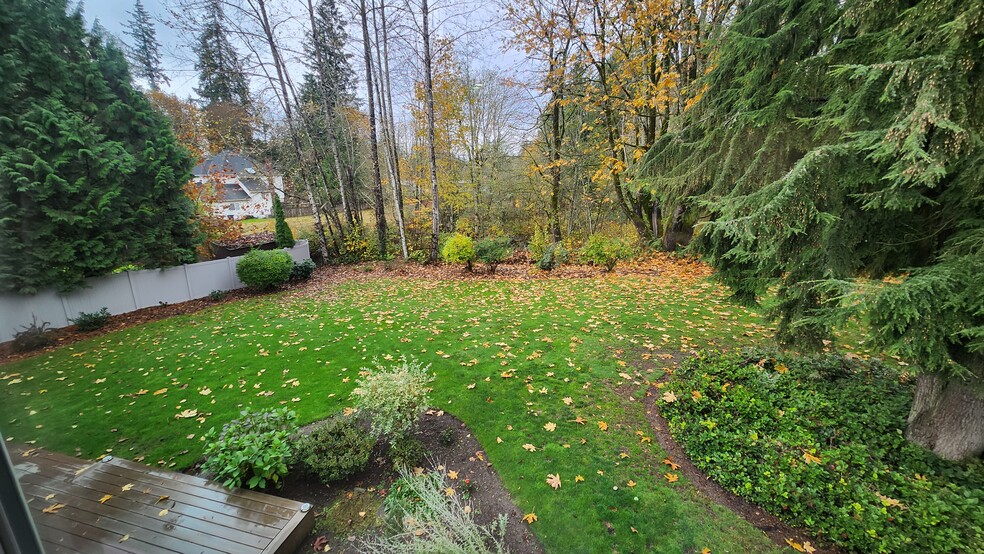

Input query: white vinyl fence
[0,240,310,343]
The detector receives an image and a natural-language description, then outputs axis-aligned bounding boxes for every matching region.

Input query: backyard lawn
[1,257,817,552]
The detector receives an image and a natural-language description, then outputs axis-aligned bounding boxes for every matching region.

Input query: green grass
[2,266,801,552]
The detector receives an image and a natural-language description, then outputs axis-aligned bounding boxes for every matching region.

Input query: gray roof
[240,177,271,194]
[219,183,251,202]
[192,151,260,177]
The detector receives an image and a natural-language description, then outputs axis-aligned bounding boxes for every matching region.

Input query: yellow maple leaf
[597,421,608,431]
[574,475,585,482]
[775,363,789,374]
[627,480,636,488]
[785,538,805,552]
[522,443,537,452]
[152,388,167,396]
[445,487,455,497]
[662,458,681,470]
[448,470,458,480]
[175,408,198,419]
[543,422,556,432]
[121,483,134,492]
[802,451,822,465]
[691,390,703,401]
[664,472,679,483]
[99,494,112,504]
[662,391,678,403]
[546,474,562,490]
[523,512,538,524]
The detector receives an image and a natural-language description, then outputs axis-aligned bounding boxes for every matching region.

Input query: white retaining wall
[0,240,310,343]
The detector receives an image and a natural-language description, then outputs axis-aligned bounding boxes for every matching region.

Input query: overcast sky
[80,0,539,115]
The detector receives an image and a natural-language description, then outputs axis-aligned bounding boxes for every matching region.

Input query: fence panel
[0,240,310,343]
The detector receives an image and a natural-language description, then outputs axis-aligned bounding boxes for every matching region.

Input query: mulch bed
[273,411,544,554]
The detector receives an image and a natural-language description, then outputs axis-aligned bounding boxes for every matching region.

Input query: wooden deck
[11,445,314,554]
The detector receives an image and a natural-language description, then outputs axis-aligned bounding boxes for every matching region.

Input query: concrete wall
[0,240,310,343]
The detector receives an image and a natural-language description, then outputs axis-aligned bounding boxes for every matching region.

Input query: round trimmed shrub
[295,414,374,484]
[441,233,476,271]
[236,249,293,289]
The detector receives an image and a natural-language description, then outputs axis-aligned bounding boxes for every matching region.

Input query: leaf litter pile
[0,254,856,553]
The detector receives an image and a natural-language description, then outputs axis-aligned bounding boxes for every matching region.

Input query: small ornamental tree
[272,194,295,248]
[441,233,476,272]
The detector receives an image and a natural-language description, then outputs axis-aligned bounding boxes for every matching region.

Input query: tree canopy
[0,0,199,293]
[642,0,984,460]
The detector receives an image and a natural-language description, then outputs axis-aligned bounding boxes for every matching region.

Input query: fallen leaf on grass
[523,512,537,524]
[175,409,198,419]
[543,422,556,432]
[152,388,167,396]
[562,397,573,405]
[627,480,636,488]
[546,474,561,490]
[522,444,537,452]
[662,458,681,470]
[597,421,608,431]
[664,473,679,483]
[574,475,584,483]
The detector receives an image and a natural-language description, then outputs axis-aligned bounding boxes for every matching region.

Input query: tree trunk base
[906,373,984,462]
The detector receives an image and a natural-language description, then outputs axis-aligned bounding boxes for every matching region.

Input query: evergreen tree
[0,0,199,294]
[305,0,355,110]
[273,194,295,248]
[123,0,168,90]
[194,0,250,107]
[644,0,984,460]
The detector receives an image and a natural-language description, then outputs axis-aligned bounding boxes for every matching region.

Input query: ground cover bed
[0,256,891,552]
[657,351,984,553]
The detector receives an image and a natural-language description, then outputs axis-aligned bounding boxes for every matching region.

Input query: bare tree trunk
[422,0,440,262]
[906,363,984,462]
[358,0,387,258]
[252,0,330,262]
[549,86,563,243]
[371,0,407,258]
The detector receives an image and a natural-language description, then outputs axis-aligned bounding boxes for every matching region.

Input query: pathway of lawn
[1,260,792,553]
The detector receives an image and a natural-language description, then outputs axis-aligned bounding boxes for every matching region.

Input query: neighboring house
[192,151,285,219]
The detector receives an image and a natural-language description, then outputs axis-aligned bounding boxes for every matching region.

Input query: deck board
[11,445,314,554]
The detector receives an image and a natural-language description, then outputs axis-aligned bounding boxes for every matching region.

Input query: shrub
[236,249,293,289]
[368,467,508,554]
[290,259,316,281]
[441,233,476,272]
[408,250,429,264]
[528,227,549,262]
[208,289,227,301]
[70,307,110,331]
[389,436,426,470]
[201,407,298,490]
[536,242,568,271]
[475,237,512,274]
[659,350,984,553]
[579,234,638,271]
[273,194,295,248]
[295,413,374,484]
[351,356,433,445]
[11,315,54,352]
[342,224,378,263]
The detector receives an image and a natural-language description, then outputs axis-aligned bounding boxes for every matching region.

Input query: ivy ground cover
[3,258,804,552]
